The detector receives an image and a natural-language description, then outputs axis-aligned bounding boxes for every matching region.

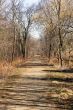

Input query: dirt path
[0,59,73,110]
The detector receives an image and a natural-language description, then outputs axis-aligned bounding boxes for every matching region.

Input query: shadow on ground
[43,69,73,83]
[9,74,73,84]
[16,63,54,68]
[43,68,73,73]
[0,74,73,110]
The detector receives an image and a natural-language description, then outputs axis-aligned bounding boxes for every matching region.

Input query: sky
[30,23,44,39]
[23,0,42,39]
[6,0,42,39]
[24,0,40,7]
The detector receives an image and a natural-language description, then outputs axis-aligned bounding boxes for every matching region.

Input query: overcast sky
[24,0,42,39]
[24,0,40,7]
[6,0,42,39]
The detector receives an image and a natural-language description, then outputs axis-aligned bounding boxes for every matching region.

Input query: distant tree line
[34,0,73,67]
[0,0,73,67]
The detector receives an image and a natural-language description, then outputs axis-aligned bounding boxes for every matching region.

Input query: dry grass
[49,57,73,68]
[0,58,26,77]
[46,67,73,100]
[12,57,24,66]
[0,61,16,77]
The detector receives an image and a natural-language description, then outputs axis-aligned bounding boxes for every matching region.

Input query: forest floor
[0,57,73,110]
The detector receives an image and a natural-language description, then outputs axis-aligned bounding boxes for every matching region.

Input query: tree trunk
[58,28,63,66]
[12,26,15,61]
[48,43,51,62]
